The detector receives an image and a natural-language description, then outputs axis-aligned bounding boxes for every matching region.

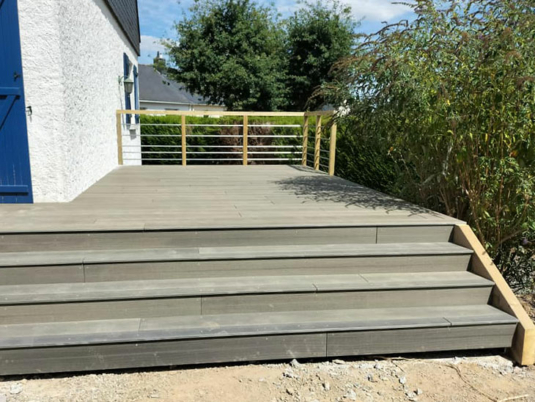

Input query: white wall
[18,0,140,202]
[140,101,226,113]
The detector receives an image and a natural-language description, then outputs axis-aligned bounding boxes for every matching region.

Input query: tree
[165,0,287,111]
[326,0,535,257]
[285,0,356,110]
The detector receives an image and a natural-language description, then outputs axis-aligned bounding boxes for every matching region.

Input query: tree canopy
[166,0,287,111]
[165,0,355,111]
[285,1,356,110]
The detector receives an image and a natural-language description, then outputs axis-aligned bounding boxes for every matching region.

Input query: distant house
[0,0,141,203]
[139,64,225,112]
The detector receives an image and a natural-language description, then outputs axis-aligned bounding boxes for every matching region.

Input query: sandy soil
[1,353,534,402]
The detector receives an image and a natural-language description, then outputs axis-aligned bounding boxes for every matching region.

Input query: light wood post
[314,116,322,170]
[328,122,337,176]
[116,111,123,165]
[243,115,248,166]
[181,115,187,166]
[453,225,535,365]
[302,116,309,166]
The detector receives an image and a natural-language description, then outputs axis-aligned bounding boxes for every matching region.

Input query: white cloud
[140,35,167,63]
[273,0,412,22]
[345,0,412,21]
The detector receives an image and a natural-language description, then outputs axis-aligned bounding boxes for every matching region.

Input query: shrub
[326,0,535,257]
[496,231,535,294]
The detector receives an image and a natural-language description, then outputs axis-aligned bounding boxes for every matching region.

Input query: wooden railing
[116,110,337,175]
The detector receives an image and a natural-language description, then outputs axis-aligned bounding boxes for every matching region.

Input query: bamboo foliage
[327,0,535,255]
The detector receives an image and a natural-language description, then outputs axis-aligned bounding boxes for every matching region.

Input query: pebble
[333,359,345,365]
[283,368,298,379]
[286,388,295,396]
[10,384,23,395]
[290,359,301,368]
[399,376,407,385]
[323,382,331,391]
[416,388,423,395]
[344,389,357,401]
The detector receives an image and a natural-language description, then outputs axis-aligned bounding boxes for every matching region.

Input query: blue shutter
[134,65,139,123]
[123,53,131,124]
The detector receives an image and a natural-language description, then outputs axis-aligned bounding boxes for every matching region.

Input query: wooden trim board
[453,224,535,365]
[117,110,307,117]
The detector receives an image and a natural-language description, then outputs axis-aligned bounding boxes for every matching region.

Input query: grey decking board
[0,272,490,305]
[0,334,327,375]
[84,254,471,283]
[201,288,492,314]
[0,166,462,234]
[0,327,514,375]
[0,227,377,253]
[0,242,472,267]
[326,325,516,357]
[0,250,86,267]
[377,226,453,243]
[0,306,517,350]
[0,265,84,285]
[0,298,201,325]
[0,288,492,320]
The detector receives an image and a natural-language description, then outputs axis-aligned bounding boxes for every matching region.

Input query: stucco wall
[140,101,226,112]
[18,0,140,202]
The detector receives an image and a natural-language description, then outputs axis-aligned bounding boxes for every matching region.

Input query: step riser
[0,255,471,285]
[0,325,516,376]
[0,287,491,324]
[0,226,454,252]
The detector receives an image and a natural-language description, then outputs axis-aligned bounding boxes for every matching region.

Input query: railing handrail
[117,110,320,117]
[116,109,337,175]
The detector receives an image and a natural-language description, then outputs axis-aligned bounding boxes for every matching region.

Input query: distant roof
[104,0,140,55]
[139,64,211,105]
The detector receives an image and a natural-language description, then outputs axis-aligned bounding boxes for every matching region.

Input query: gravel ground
[0,353,534,402]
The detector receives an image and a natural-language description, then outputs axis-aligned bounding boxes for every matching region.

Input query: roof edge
[102,0,141,56]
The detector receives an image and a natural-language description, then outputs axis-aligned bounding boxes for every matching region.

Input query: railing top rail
[116,109,335,117]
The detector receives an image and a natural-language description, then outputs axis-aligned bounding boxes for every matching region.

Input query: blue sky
[138,0,415,64]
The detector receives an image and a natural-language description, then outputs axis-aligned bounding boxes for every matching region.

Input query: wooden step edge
[0,272,493,305]
[0,306,517,350]
[453,224,535,366]
[0,242,473,267]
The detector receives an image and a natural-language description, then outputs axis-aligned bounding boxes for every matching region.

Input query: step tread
[0,305,517,349]
[0,242,472,267]
[0,272,493,304]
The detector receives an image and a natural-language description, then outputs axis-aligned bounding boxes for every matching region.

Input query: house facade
[0,0,141,203]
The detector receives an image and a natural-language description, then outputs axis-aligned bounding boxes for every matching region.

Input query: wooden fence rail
[116,110,337,175]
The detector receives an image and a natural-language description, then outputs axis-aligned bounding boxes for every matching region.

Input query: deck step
[0,225,455,252]
[0,272,493,324]
[0,305,517,375]
[0,242,472,267]
[0,272,492,304]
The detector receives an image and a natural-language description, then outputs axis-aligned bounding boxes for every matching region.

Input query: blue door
[0,0,33,203]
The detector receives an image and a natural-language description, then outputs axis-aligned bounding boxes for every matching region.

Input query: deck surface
[0,166,461,232]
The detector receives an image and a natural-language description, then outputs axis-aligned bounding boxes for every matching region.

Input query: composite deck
[0,166,518,375]
[0,165,460,232]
